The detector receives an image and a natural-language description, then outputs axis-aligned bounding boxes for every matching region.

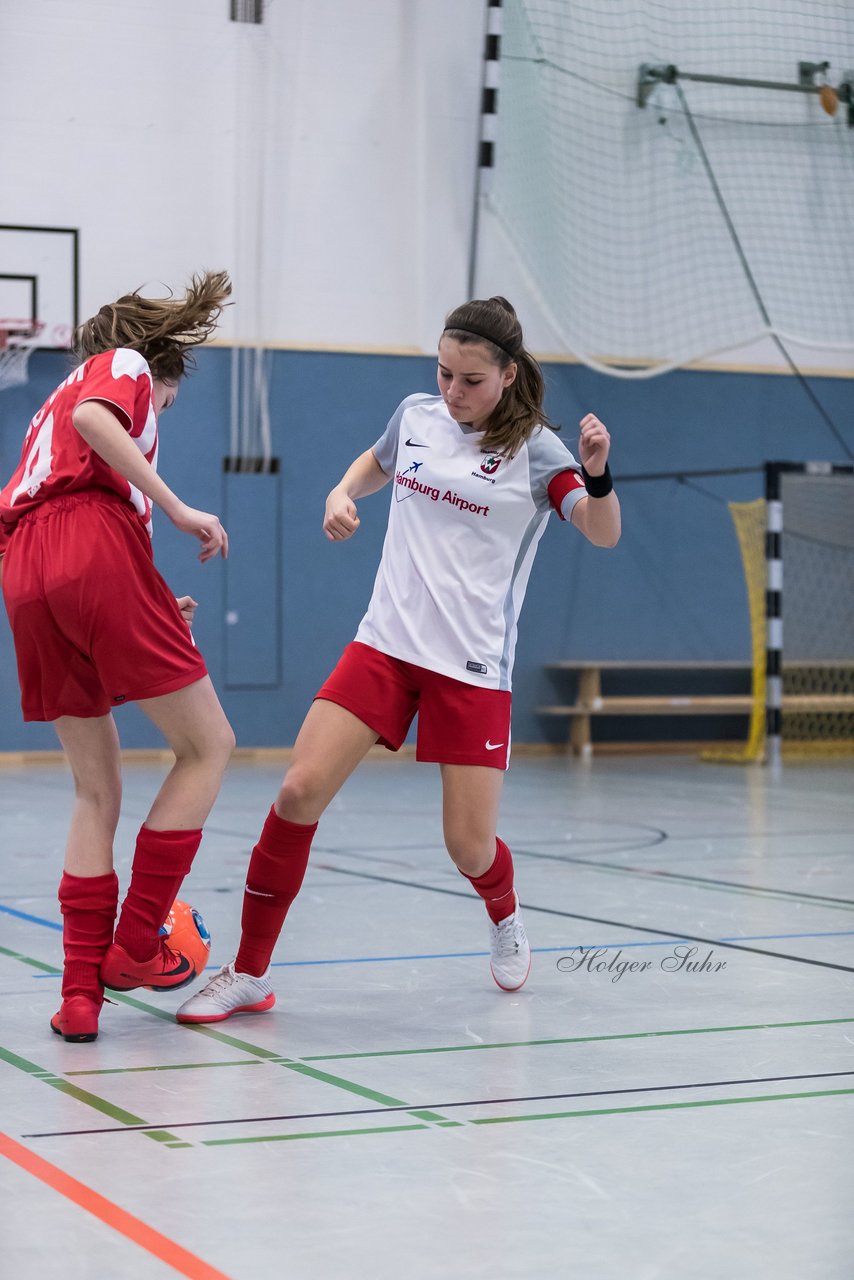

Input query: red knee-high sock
[58,871,120,1003]
[463,837,516,924]
[113,826,202,962]
[235,807,317,976]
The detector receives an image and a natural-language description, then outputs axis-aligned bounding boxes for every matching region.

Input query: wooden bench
[539,661,752,755]
[539,660,854,755]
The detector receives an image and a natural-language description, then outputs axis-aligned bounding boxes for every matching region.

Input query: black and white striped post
[764,462,784,766]
[467,0,503,298]
[764,459,854,764]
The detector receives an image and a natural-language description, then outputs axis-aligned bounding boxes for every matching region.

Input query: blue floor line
[0,903,63,930]
[4,898,853,979]
[14,910,854,980]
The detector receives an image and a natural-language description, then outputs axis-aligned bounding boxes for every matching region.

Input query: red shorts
[316,641,512,769]
[2,491,208,721]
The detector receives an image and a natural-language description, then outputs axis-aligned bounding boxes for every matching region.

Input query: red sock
[463,837,516,923]
[235,807,317,976]
[58,871,119,1003]
[113,826,202,962]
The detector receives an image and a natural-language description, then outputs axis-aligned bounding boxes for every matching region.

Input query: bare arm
[323,448,391,541]
[72,400,228,560]
[569,412,621,548]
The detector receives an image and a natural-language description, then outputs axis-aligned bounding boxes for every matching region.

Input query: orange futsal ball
[819,84,839,116]
[154,900,211,986]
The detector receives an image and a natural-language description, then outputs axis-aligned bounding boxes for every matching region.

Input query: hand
[578,413,611,476]
[323,486,361,542]
[175,595,198,627]
[169,503,229,561]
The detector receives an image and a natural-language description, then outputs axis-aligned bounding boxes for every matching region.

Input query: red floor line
[0,1131,233,1280]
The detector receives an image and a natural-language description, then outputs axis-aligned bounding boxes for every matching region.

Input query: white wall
[2,0,851,372]
[0,0,486,352]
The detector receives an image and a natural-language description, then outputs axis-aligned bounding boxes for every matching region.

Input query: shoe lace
[492,914,521,957]
[199,964,237,999]
[159,939,190,971]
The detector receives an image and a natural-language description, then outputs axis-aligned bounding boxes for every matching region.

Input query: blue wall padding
[0,346,851,751]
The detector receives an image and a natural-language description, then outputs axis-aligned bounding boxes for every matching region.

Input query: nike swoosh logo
[120,953,192,980]
[405,438,429,447]
[485,740,505,750]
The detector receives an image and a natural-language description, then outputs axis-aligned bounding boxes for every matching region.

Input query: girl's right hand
[169,503,229,560]
[323,487,361,541]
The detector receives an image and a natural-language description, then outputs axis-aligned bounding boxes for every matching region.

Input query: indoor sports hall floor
[2,750,853,1280]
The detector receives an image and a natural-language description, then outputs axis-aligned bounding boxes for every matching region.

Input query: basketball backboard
[0,223,79,350]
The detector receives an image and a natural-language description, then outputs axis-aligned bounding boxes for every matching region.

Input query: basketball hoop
[0,321,45,391]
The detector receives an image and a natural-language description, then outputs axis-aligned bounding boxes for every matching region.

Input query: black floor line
[22,1069,854,1139]
[513,847,854,907]
[313,862,854,974]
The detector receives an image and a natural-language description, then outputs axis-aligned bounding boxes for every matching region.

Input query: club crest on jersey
[480,455,502,475]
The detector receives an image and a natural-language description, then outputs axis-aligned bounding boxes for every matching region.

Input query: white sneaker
[175,963,276,1024]
[488,894,531,991]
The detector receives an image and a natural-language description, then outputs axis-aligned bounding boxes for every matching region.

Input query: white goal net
[488,0,854,375]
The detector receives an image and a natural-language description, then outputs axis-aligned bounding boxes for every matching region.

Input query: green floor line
[0,1043,184,1145]
[3,941,451,1128]
[202,1122,431,1147]
[181,1023,287,1060]
[0,943,61,974]
[6,943,849,1142]
[300,1014,854,1062]
[65,1060,265,1078]
[469,1085,854,1125]
[196,1085,854,1147]
[279,1061,449,1124]
[105,991,188,1024]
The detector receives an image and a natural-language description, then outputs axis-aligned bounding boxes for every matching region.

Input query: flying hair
[72,270,232,382]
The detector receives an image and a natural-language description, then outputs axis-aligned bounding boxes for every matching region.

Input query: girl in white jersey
[0,273,235,1042]
[177,296,621,1025]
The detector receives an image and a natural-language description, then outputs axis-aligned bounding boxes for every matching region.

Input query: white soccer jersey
[355,393,586,691]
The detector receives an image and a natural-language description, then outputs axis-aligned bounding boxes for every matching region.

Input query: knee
[276,766,325,825]
[71,769,122,824]
[217,720,237,762]
[444,829,495,878]
[184,717,235,769]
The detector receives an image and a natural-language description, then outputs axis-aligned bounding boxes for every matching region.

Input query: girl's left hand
[578,413,611,475]
[176,595,198,627]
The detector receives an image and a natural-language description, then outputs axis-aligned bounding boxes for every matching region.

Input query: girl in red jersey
[176,295,621,1025]
[0,271,235,1042]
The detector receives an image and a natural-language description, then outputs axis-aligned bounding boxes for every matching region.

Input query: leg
[237,699,377,972]
[102,677,235,991]
[54,713,123,876]
[50,715,123,1041]
[176,700,378,1024]
[441,763,504,879]
[276,697,380,822]
[441,763,530,991]
[441,763,516,921]
[137,675,236,831]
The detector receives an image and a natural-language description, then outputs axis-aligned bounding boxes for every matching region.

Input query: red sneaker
[50,995,101,1043]
[100,940,197,993]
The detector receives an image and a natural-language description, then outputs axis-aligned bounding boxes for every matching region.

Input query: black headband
[442,325,518,360]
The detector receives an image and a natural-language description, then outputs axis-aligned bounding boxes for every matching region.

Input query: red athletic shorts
[315,641,512,769]
[2,491,208,721]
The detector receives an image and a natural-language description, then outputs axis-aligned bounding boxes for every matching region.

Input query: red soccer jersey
[0,348,158,555]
